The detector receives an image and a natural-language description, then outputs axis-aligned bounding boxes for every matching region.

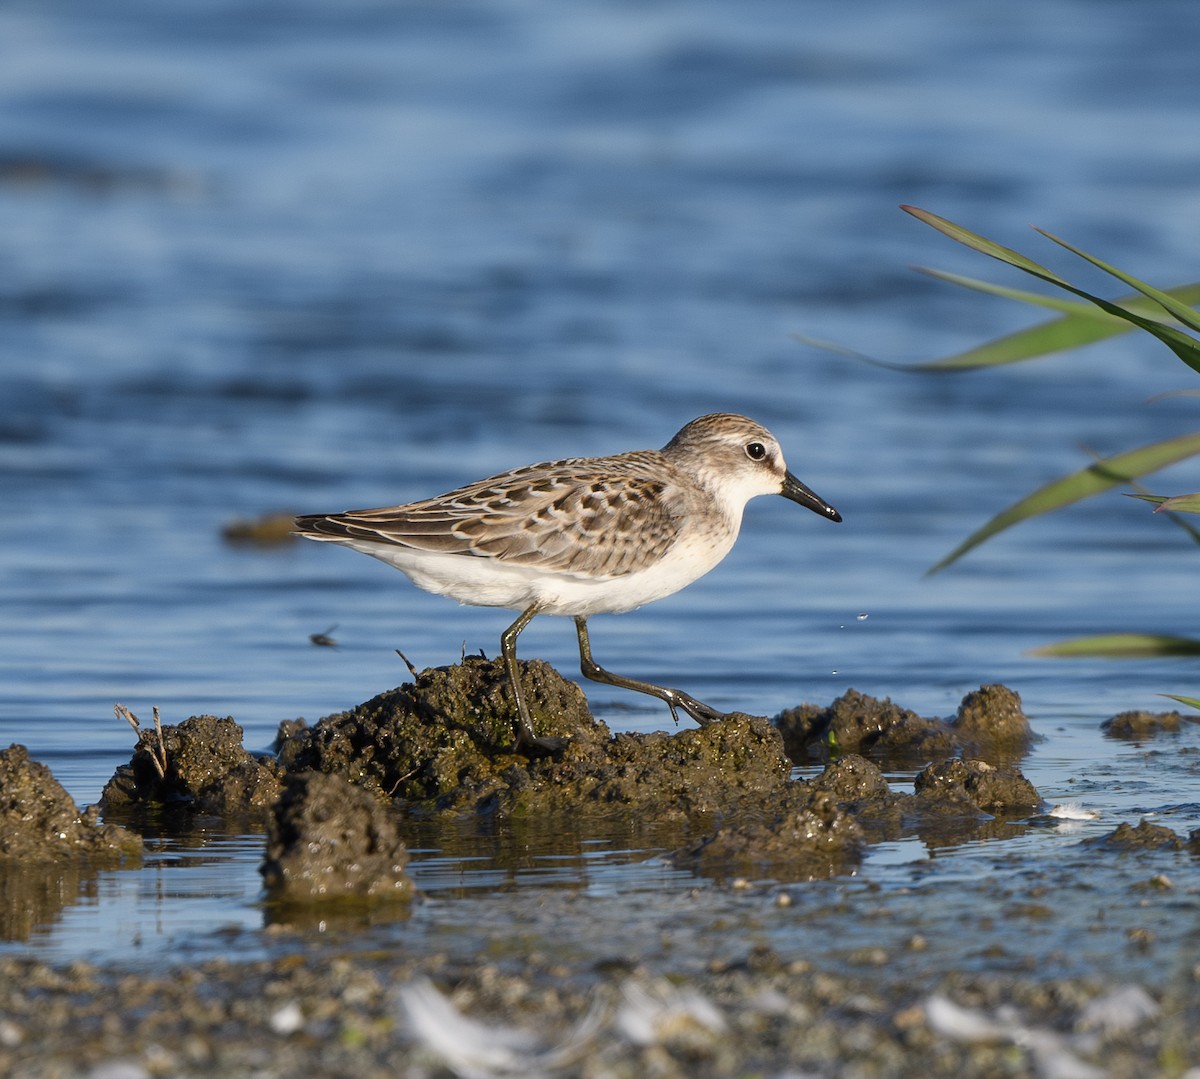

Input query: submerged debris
[399,976,605,1076]
[1102,709,1189,740]
[220,511,297,546]
[924,992,1111,1079]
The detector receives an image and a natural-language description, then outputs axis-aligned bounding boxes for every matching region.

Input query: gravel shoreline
[3,945,1196,1079]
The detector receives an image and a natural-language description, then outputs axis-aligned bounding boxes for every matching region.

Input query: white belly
[330,528,737,617]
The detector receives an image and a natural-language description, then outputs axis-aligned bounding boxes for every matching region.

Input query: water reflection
[0,863,103,942]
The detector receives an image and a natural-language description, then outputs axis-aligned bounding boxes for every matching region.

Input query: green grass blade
[1161,694,1200,711]
[913,267,1117,318]
[1031,634,1200,658]
[1151,492,1200,514]
[929,431,1200,573]
[904,207,1200,376]
[902,206,1072,285]
[910,272,1200,371]
[1036,229,1200,335]
[1123,493,1200,545]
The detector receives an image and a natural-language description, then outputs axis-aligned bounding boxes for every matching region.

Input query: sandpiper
[296,413,841,748]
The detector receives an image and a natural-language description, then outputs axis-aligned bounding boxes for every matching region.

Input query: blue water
[3,0,1200,972]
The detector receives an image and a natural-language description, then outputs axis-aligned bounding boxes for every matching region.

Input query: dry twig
[114,703,169,780]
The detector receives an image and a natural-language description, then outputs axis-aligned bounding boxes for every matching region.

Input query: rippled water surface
[3,0,1200,977]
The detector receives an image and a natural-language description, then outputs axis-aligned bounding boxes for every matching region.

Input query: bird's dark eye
[745,441,767,461]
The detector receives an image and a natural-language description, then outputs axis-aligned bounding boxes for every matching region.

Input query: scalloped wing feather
[295,452,685,579]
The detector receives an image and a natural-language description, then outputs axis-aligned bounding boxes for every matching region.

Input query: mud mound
[497,712,791,819]
[952,684,1033,749]
[775,684,1032,766]
[261,771,413,904]
[274,656,790,818]
[276,656,605,808]
[0,744,141,864]
[100,714,282,821]
[913,758,1041,813]
[1083,820,1186,851]
[673,784,867,881]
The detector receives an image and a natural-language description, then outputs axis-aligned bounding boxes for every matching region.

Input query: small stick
[150,706,168,778]
[395,650,419,678]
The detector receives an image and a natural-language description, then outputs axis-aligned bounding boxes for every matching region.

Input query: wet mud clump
[1083,819,1186,851]
[674,784,867,881]
[672,749,1045,881]
[100,714,283,822]
[913,758,1041,813]
[507,711,790,819]
[261,771,413,904]
[774,684,1032,767]
[951,684,1034,750]
[775,689,951,763]
[0,744,141,864]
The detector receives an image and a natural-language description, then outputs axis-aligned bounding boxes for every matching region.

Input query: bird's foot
[662,688,729,728]
[515,730,571,756]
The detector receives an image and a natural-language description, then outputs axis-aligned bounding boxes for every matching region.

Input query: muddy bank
[12,660,1189,913]
[85,661,1051,890]
[99,660,1039,828]
[4,664,1200,1079]
[4,667,1060,912]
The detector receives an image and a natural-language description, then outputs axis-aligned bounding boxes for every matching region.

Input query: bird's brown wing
[294,452,684,579]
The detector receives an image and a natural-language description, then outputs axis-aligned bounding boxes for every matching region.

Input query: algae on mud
[273,656,794,819]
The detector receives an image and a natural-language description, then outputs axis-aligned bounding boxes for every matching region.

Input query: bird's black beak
[781,471,842,523]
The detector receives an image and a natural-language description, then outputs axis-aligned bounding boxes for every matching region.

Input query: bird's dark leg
[500,604,566,751]
[573,616,727,727]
